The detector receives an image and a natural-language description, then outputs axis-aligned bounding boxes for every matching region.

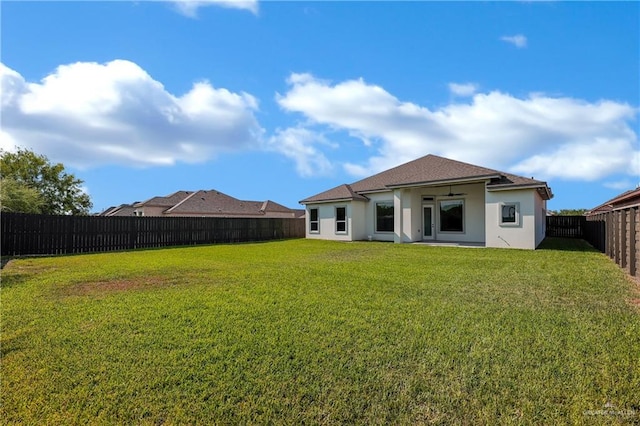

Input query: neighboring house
[300,154,553,250]
[100,190,304,219]
[586,187,640,216]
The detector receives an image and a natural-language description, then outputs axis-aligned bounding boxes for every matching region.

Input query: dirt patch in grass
[59,275,175,298]
[2,261,56,275]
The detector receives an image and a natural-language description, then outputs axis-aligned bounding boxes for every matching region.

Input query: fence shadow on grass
[537,237,599,252]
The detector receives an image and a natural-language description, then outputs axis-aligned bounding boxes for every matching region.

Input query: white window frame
[500,202,520,226]
[375,201,394,233]
[335,206,347,234]
[439,199,465,233]
[309,207,320,233]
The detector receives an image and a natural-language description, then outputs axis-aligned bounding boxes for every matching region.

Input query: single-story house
[100,189,304,219]
[300,154,553,250]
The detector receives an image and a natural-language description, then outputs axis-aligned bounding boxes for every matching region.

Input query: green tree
[0,148,92,215]
[0,178,45,213]
[548,209,588,216]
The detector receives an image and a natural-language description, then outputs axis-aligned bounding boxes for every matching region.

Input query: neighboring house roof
[99,204,137,216]
[99,206,119,216]
[102,189,300,218]
[586,187,640,215]
[301,154,552,204]
[260,200,298,213]
[166,190,271,216]
[134,191,194,208]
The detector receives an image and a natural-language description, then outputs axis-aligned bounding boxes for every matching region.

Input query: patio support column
[394,189,402,243]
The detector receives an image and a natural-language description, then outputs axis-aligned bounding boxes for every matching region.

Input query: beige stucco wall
[534,191,547,247]
[351,201,367,240]
[305,202,361,241]
[364,193,395,242]
[485,189,539,249]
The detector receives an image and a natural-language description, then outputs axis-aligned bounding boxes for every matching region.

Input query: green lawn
[1,238,639,424]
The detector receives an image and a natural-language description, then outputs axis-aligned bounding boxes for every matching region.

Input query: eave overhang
[300,196,369,205]
[487,183,553,200]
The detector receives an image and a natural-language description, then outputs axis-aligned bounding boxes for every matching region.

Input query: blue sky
[2,1,638,213]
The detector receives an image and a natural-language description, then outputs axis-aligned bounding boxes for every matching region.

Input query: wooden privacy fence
[545,215,586,238]
[547,210,639,277]
[1,213,305,256]
[586,207,639,277]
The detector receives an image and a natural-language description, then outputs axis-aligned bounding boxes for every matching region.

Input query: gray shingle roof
[135,191,194,207]
[351,155,502,192]
[139,189,300,217]
[98,204,137,216]
[301,154,552,203]
[106,190,300,217]
[166,190,265,215]
[300,184,369,204]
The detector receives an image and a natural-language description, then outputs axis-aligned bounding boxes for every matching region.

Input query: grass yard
[1,238,639,424]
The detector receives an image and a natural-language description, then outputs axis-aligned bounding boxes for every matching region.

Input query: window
[500,202,520,226]
[376,202,394,233]
[440,199,464,232]
[309,208,319,233]
[335,207,347,233]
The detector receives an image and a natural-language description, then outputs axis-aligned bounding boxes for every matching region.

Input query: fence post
[129,217,136,250]
[621,209,627,270]
[630,207,637,276]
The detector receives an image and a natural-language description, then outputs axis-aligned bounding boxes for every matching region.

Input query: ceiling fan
[443,185,466,197]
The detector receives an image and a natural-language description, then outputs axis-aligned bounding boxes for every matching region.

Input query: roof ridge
[135,190,194,207]
[164,190,200,213]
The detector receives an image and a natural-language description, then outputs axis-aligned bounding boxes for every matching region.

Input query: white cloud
[448,82,478,97]
[266,127,334,177]
[277,73,639,182]
[510,138,632,180]
[0,60,263,168]
[603,180,634,191]
[500,34,528,48]
[171,0,258,17]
